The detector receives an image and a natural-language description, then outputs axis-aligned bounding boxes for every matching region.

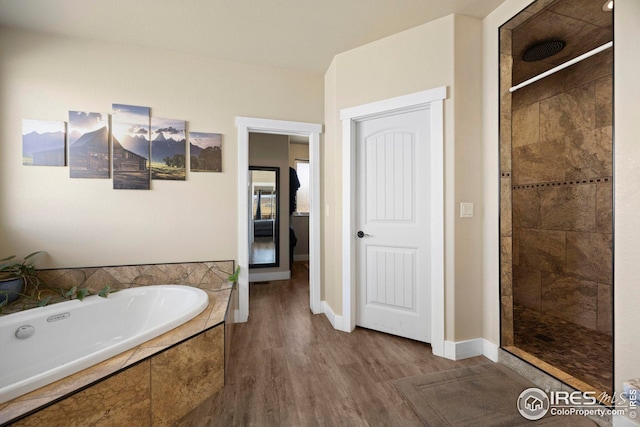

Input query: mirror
[249,167,279,268]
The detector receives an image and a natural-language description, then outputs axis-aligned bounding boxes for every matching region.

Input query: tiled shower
[500,0,613,394]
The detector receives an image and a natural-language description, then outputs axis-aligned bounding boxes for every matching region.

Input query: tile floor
[513,304,613,395]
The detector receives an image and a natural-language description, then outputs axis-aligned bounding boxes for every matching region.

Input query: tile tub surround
[0,287,230,426]
[1,260,234,315]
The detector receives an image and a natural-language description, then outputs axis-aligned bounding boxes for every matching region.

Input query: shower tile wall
[499,26,514,346]
[510,49,613,334]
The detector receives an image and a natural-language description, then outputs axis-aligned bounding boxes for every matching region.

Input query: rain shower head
[522,40,567,62]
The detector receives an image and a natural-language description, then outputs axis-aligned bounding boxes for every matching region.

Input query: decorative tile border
[513,176,611,190]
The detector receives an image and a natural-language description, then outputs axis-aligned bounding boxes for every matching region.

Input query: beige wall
[249,133,290,273]
[323,14,485,341]
[0,27,323,269]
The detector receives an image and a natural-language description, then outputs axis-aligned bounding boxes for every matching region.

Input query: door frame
[236,117,323,322]
[340,87,446,357]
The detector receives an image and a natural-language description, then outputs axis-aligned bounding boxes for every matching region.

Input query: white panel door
[356,108,431,342]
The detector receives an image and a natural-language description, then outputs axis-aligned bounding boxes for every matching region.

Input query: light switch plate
[460,202,474,218]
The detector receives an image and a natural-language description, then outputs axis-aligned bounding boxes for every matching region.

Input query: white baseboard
[321,300,343,331]
[293,254,309,261]
[614,415,640,427]
[249,270,291,282]
[443,338,499,361]
[482,339,500,362]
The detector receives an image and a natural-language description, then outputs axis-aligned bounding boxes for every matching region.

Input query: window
[295,159,309,214]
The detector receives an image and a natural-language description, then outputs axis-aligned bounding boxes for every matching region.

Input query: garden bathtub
[0,285,208,404]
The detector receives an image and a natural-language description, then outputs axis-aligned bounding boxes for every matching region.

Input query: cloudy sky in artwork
[152,117,185,142]
[112,103,150,142]
[189,132,221,149]
[68,111,108,144]
[22,119,65,135]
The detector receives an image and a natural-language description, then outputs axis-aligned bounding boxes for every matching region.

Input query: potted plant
[0,251,43,305]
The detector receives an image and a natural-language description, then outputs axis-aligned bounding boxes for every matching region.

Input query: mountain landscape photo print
[151,117,186,180]
[112,104,150,190]
[68,111,110,178]
[22,119,66,166]
[189,132,222,172]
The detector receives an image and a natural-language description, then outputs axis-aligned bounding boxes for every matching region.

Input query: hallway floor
[177,262,488,426]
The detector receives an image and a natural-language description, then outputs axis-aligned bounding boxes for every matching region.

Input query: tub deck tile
[0,287,230,426]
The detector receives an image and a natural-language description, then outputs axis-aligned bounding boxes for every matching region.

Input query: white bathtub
[0,285,208,404]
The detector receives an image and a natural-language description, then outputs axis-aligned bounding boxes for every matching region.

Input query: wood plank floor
[177,262,489,427]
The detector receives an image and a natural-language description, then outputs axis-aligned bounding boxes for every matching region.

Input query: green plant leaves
[76,288,89,301]
[98,286,111,298]
[228,266,241,282]
[37,296,52,307]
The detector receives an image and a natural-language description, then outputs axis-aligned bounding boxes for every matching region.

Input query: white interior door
[356,108,431,343]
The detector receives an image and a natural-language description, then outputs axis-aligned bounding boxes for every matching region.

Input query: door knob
[357,231,371,238]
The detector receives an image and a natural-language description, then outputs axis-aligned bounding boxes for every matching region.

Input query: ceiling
[0,0,506,75]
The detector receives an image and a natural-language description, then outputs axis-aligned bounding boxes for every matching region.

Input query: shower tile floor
[512,304,613,396]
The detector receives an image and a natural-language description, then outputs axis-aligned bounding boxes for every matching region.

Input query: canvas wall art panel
[189,132,222,172]
[68,111,110,178]
[112,104,150,190]
[22,119,66,166]
[151,118,186,180]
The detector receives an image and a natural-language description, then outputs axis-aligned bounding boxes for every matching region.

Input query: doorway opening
[236,117,322,323]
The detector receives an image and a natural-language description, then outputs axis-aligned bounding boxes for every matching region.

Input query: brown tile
[565,127,612,180]
[501,237,513,297]
[500,177,512,237]
[500,111,512,172]
[512,187,541,228]
[596,181,613,233]
[512,139,566,185]
[597,283,613,335]
[501,10,534,31]
[540,84,595,143]
[103,265,145,284]
[512,66,565,110]
[540,25,612,68]
[512,102,539,148]
[512,304,613,395]
[518,228,565,274]
[564,50,613,91]
[500,53,512,92]
[524,0,561,14]
[500,28,512,55]
[151,326,225,427]
[80,268,127,293]
[595,76,613,128]
[547,0,614,29]
[565,231,612,284]
[513,230,520,266]
[513,266,541,311]
[14,361,151,427]
[541,273,597,330]
[512,11,589,62]
[501,295,514,346]
[539,184,596,231]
